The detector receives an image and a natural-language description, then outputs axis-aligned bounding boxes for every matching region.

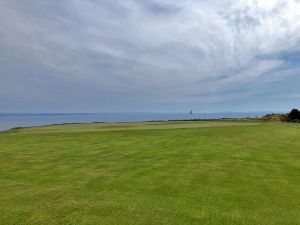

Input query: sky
[1,0,300,113]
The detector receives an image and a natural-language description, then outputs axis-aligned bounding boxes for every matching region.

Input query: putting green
[8,120,261,133]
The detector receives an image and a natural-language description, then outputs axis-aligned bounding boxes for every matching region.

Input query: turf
[0,121,299,225]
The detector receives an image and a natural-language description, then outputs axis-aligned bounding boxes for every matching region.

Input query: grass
[0,121,299,225]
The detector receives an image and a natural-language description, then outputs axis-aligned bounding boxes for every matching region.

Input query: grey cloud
[1,0,300,112]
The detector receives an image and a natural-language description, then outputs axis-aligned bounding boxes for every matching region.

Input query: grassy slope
[0,121,299,225]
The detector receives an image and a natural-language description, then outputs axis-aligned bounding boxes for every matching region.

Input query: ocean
[0,112,267,131]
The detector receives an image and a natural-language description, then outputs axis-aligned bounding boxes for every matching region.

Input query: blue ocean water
[0,112,267,131]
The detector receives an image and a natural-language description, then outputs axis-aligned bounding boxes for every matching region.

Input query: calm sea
[0,112,266,131]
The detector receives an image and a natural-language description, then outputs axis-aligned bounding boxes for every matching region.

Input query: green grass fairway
[0,121,300,225]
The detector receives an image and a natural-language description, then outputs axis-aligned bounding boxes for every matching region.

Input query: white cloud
[0,0,300,112]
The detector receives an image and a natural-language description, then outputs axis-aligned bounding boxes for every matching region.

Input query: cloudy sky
[1,0,300,113]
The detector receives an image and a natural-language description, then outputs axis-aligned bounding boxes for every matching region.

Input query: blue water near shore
[0,112,267,131]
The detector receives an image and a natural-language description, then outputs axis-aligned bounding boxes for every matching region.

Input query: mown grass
[0,121,299,225]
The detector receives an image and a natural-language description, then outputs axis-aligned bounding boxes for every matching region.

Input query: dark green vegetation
[288,108,300,122]
[0,121,300,225]
[262,108,300,122]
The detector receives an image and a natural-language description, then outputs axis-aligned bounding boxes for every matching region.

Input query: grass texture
[0,121,299,225]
